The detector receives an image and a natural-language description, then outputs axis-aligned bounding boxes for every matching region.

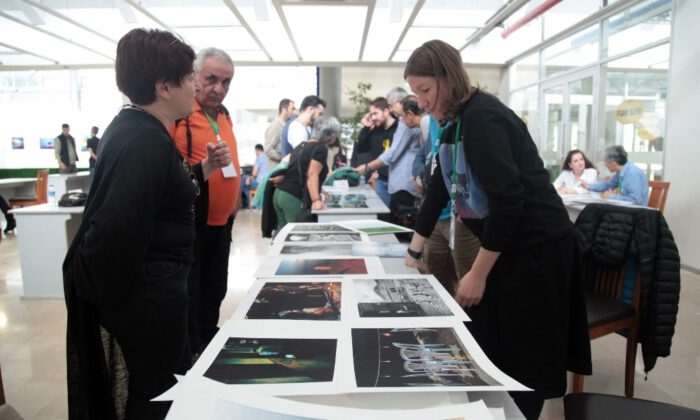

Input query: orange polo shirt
[169,101,241,226]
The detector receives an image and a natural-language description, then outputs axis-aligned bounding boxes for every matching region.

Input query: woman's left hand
[455,270,487,308]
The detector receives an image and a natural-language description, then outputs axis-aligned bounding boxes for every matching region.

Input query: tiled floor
[1,210,698,419]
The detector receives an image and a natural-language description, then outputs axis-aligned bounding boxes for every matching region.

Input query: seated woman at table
[552,149,598,194]
[273,116,340,230]
[63,28,231,419]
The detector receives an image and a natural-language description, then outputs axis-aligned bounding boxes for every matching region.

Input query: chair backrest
[36,169,49,204]
[647,180,670,214]
[587,260,641,310]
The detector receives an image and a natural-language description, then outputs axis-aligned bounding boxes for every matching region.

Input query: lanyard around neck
[203,110,220,137]
[451,120,462,201]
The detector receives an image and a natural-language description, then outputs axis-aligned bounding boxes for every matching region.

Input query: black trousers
[389,190,418,242]
[1,195,16,230]
[99,260,191,419]
[188,217,234,352]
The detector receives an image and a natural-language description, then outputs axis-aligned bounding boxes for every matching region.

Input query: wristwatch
[406,247,422,260]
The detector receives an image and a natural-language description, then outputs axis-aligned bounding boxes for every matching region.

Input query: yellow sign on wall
[615,99,644,124]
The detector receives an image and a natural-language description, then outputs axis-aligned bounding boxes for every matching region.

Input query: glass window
[543,24,599,78]
[509,86,539,144]
[603,0,672,58]
[509,52,540,90]
[600,44,668,180]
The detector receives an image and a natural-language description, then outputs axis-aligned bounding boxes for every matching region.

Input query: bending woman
[403,40,591,419]
[273,116,340,230]
[553,149,598,194]
[63,28,231,419]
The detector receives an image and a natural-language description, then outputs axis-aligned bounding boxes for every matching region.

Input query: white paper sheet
[336,219,414,234]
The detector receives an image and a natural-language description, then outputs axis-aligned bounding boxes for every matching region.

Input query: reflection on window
[601,44,668,180]
[509,52,539,90]
[604,0,672,58]
[543,24,599,78]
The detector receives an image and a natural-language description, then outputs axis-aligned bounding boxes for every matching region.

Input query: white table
[0,177,37,199]
[166,224,525,419]
[10,204,84,298]
[314,185,390,222]
[560,193,651,222]
[49,171,91,198]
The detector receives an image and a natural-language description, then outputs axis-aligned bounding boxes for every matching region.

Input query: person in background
[1,195,16,234]
[55,123,78,174]
[354,96,422,232]
[411,115,481,296]
[87,126,100,182]
[581,145,649,205]
[170,47,242,355]
[242,143,268,207]
[403,39,591,419]
[280,95,327,156]
[553,149,597,194]
[63,28,231,419]
[326,134,348,170]
[264,98,296,168]
[273,116,340,231]
[350,97,397,207]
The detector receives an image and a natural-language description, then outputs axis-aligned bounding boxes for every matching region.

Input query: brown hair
[562,149,596,172]
[116,28,195,105]
[403,39,476,121]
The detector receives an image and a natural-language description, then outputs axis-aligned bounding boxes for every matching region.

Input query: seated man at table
[581,145,649,205]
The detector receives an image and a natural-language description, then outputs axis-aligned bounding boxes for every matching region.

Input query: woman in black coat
[403,40,591,419]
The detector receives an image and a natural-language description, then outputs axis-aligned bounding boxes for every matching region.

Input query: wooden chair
[572,259,642,397]
[647,180,670,214]
[9,169,49,207]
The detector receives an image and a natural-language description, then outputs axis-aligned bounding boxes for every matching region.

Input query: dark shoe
[3,221,16,234]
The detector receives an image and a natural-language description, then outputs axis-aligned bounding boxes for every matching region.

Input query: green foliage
[340,82,372,146]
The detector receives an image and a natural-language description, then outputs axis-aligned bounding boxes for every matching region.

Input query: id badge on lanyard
[448,121,462,250]
[205,112,237,178]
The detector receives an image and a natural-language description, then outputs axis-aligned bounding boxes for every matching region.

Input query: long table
[10,204,83,298]
[0,177,37,199]
[164,223,525,419]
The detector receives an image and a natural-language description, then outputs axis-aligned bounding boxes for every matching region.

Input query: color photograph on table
[204,337,337,385]
[337,219,414,235]
[351,327,500,388]
[276,258,368,276]
[354,278,453,317]
[277,243,354,256]
[284,232,363,242]
[291,223,354,233]
[246,282,341,321]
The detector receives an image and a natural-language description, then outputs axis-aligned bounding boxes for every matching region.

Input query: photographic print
[284,233,362,242]
[11,137,24,150]
[204,337,337,385]
[351,328,500,388]
[351,242,407,258]
[338,219,413,235]
[39,137,55,149]
[291,223,353,233]
[354,278,453,317]
[280,243,353,256]
[325,193,369,209]
[275,258,368,276]
[246,282,341,320]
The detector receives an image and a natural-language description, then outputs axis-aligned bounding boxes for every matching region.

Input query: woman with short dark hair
[403,40,591,419]
[64,28,231,419]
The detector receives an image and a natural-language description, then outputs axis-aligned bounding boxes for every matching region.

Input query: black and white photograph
[351,328,500,388]
[291,224,353,233]
[354,278,453,317]
[279,243,354,256]
[284,233,363,242]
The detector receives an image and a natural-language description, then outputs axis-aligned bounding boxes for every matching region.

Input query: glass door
[540,70,596,177]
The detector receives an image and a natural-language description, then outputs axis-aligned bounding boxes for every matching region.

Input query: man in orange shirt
[170,47,241,354]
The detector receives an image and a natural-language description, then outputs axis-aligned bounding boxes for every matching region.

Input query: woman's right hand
[311,200,325,210]
[405,254,428,273]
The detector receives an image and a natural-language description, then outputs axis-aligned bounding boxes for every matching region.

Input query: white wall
[664,0,700,271]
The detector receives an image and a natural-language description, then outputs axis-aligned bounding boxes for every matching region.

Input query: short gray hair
[386,87,408,103]
[311,116,341,145]
[194,47,234,73]
[604,145,628,165]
